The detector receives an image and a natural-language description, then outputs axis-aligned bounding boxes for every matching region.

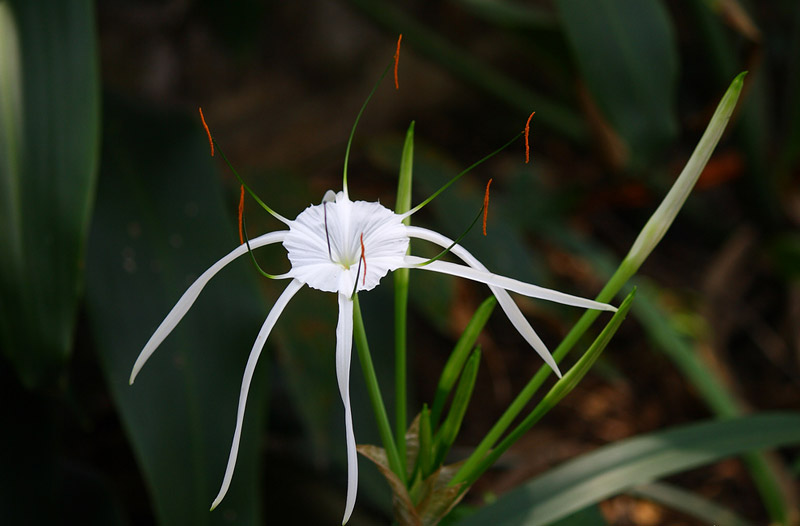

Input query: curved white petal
[130,231,290,384]
[336,293,357,525]
[405,226,614,378]
[210,278,304,510]
[403,256,616,312]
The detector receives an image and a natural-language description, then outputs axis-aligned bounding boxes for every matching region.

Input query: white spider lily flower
[129,188,616,524]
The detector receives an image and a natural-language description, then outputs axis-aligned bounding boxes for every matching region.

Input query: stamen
[213,140,290,225]
[199,107,214,157]
[324,202,333,261]
[343,42,402,197]
[394,34,403,90]
[238,185,245,245]
[241,214,280,279]
[351,253,363,299]
[402,132,522,220]
[482,178,492,236]
[417,202,485,267]
[360,233,367,286]
[524,111,535,164]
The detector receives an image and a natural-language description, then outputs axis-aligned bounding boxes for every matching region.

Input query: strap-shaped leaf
[555,0,678,167]
[456,412,800,526]
[87,100,266,525]
[0,0,99,387]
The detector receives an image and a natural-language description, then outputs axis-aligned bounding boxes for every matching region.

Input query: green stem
[352,295,406,485]
[393,121,415,468]
[393,269,409,466]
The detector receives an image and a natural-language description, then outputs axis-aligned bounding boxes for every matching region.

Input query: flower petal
[129,231,289,384]
[336,293,357,525]
[210,278,304,510]
[404,256,616,311]
[406,226,614,377]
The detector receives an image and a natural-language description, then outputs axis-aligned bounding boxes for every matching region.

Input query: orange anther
[394,34,403,90]
[360,233,367,285]
[482,178,492,236]
[238,185,245,245]
[524,111,535,164]
[199,107,214,157]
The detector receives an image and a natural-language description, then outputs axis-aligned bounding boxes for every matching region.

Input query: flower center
[283,191,409,295]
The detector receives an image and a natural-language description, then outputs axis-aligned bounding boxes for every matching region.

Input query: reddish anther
[394,34,403,90]
[199,107,214,157]
[483,178,492,236]
[360,233,367,285]
[524,111,535,163]
[238,185,245,245]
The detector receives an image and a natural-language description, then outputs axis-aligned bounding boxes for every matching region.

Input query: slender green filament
[241,214,281,280]
[401,132,522,219]
[212,138,290,225]
[342,60,395,198]
[415,201,485,267]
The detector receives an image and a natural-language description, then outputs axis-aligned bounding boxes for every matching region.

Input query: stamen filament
[324,202,333,261]
[199,107,214,157]
[482,178,492,236]
[343,39,402,198]
[360,233,367,286]
[524,111,535,164]
[238,185,245,245]
[350,233,369,298]
[417,203,485,267]
[241,214,281,279]
[351,255,363,299]
[197,108,290,226]
[402,132,522,219]
[213,140,290,226]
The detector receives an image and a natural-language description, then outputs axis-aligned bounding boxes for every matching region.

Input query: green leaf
[455,412,800,526]
[86,99,266,525]
[548,505,607,526]
[430,296,496,426]
[621,72,745,272]
[452,0,558,29]
[628,482,754,526]
[0,0,99,387]
[555,0,679,167]
[433,347,481,468]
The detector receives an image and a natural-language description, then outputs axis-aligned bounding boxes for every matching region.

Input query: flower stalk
[353,294,406,485]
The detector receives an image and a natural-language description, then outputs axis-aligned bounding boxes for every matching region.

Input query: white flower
[129,188,616,524]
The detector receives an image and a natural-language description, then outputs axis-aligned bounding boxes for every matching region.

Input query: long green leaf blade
[431,296,496,426]
[628,482,754,526]
[456,412,800,526]
[87,100,266,525]
[0,0,100,387]
[555,0,679,167]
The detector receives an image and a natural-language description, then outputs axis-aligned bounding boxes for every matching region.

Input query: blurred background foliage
[1,0,799,524]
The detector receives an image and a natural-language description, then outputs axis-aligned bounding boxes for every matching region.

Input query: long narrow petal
[406,226,613,377]
[403,256,616,312]
[210,278,304,510]
[130,231,290,384]
[336,293,357,525]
